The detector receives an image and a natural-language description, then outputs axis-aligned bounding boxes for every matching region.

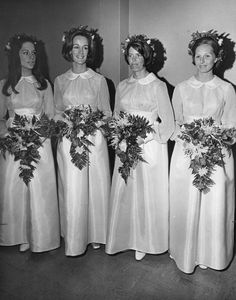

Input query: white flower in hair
[62,34,66,43]
[147,39,151,44]
[218,38,223,46]
[5,42,11,50]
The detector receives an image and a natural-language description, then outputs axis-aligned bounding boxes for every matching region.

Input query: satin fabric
[0,77,60,252]
[57,132,110,255]
[54,68,111,256]
[170,76,236,273]
[106,73,174,255]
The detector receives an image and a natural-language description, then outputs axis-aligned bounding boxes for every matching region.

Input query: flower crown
[188,30,223,55]
[121,34,155,54]
[62,25,96,43]
[5,34,38,52]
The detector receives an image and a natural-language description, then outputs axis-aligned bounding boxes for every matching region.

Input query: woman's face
[128,47,145,73]
[194,43,217,74]
[19,42,36,74]
[71,35,89,65]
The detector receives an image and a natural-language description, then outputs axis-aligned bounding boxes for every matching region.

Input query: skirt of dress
[0,139,60,252]
[169,141,235,273]
[106,139,169,255]
[57,130,110,256]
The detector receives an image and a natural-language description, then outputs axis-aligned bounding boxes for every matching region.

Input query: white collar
[65,68,95,80]
[187,76,221,89]
[127,72,157,85]
[19,75,38,84]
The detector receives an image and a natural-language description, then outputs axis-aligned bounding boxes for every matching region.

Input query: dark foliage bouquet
[178,117,236,193]
[106,112,155,183]
[0,113,55,185]
[55,105,105,170]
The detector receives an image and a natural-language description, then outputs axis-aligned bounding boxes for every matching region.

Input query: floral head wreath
[4,33,38,53]
[188,30,224,57]
[121,34,156,57]
[61,25,95,44]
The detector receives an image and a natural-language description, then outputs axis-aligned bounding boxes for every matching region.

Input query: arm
[154,82,175,143]
[97,77,112,117]
[221,83,236,128]
[113,84,121,117]
[43,81,55,118]
[0,80,8,136]
[170,85,183,141]
[53,77,65,120]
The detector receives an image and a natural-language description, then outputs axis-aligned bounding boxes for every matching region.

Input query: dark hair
[191,37,221,66]
[124,41,153,67]
[2,33,48,96]
[62,27,93,64]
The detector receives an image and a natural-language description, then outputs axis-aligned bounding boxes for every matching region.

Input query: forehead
[128,46,140,55]
[20,41,35,51]
[195,43,214,53]
[73,35,88,45]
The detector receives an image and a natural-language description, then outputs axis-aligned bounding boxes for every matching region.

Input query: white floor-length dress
[106,73,174,255]
[170,76,236,273]
[54,68,111,256]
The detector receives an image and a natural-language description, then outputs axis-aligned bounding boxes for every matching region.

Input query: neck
[132,69,149,79]
[195,71,214,82]
[72,62,87,74]
[21,68,32,77]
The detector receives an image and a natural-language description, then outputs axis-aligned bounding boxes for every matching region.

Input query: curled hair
[61,26,93,64]
[188,30,224,68]
[190,37,223,67]
[124,41,153,67]
[2,33,48,96]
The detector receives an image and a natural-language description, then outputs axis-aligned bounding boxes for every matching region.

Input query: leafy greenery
[178,117,236,193]
[106,112,155,183]
[0,113,55,185]
[55,105,105,170]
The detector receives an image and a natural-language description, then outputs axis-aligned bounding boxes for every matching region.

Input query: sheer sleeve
[221,83,236,127]
[53,76,66,120]
[43,81,55,118]
[97,77,112,117]
[154,81,175,143]
[0,80,8,136]
[170,84,183,140]
[113,83,121,117]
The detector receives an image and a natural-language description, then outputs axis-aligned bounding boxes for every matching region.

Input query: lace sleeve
[155,81,175,143]
[97,77,112,117]
[0,80,8,136]
[170,84,183,140]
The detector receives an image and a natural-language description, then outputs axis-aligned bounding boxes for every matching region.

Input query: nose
[200,56,205,64]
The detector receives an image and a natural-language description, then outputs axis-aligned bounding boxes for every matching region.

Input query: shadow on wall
[37,39,53,88]
[88,28,116,176]
[215,32,236,90]
[147,38,175,100]
[147,38,175,160]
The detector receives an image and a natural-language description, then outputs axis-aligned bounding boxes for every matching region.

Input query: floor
[0,240,236,300]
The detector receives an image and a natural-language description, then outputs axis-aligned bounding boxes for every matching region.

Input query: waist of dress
[124,110,157,123]
[13,108,42,118]
[183,115,219,123]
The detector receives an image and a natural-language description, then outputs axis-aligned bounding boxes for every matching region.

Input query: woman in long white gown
[54,26,111,256]
[169,30,236,273]
[106,34,174,260]
[0,34,60,252]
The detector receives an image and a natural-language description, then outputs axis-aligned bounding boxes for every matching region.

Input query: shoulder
[55,69,70,82]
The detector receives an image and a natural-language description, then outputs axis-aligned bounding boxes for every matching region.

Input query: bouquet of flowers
[178,117,236,193]
[106,112,155,183]
[55,105,105,170]
[0,113,55,185]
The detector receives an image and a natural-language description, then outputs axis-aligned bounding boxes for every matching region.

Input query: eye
[83,46,88,50]
[72,45,79,50]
